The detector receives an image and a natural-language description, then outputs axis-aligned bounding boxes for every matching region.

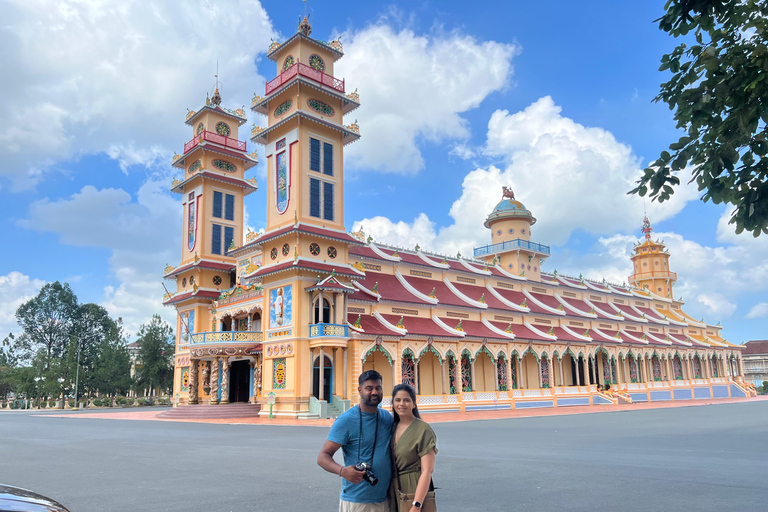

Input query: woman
[390,383,437,512]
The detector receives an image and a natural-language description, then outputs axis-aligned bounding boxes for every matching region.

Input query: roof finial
[642,214,653,240]
[502,185,515,201]
[298,1,312,36]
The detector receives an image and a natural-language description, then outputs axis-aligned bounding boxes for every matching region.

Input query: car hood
[0,485,70,512]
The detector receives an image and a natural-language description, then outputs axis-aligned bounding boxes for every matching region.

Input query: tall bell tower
[628,216,677,298]
[249,13,363,415]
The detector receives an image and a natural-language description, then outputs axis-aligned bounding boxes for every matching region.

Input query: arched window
[314,298,331,324]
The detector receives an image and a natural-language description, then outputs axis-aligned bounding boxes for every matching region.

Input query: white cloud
[0,272,46,336]
[0,0,274,189]
[696,293,737,318]
[19,178,180,336]
[337,23,517,173]
[747,303,768,319]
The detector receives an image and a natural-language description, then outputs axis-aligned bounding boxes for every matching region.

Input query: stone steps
[158,403,261,420]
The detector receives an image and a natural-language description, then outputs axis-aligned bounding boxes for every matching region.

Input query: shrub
[93,398,103,407]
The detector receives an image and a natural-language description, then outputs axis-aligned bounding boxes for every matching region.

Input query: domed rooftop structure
[483,198,536,228]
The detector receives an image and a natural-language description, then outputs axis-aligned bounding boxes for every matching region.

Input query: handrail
[309,323,349,338]
[183,130,247,154]
[266,62,345,95]
[628,271,678,281]
[473,238,551,257]
[188,331,262,344]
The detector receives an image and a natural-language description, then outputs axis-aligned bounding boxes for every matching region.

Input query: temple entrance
[229,360,251,403]
[313,355,332,402]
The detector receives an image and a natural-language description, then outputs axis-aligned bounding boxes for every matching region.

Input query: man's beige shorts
[339,499,389,512]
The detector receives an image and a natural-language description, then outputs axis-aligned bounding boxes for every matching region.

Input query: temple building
[163,15,754,418]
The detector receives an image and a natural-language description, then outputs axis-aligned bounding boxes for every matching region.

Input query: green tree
[93,319,133,397]
[631,0,768,236]
[15,282,78,371]
[67,303,118,398]
[135,315,174,397]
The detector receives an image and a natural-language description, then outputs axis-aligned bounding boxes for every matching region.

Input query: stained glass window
[309,54,325,71]
[188,160,201,174]
[283,55,295,71]
[308,98,335,116]
[497,357,508,391]
[510,356,517,389]
[197,123,204,135]
[274,100,292,117]
[270,247,277,260]
[461,352,472,392]
[652,356,662,381]
[215,122,230,136]
[213,276,222,286]
[327,246,337,259]
[629,357,638,383]
[673,356,683,379]
[541,357,550,388]
[448,355,457,394]
[282,243,290,256]
[401,351,415,386]
[212,159,236,172]
[309,243,320,256]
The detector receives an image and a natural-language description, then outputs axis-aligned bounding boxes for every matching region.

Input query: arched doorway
[228,360,251,403]
[314,298,331,324]
[251,312,262,332]
[362,348,393,393]
[313,355,332,401]
[474,351,495,392]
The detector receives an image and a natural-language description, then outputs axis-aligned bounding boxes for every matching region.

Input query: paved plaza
[1,401,766,511]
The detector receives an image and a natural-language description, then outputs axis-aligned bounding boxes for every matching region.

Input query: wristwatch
[412,501,423,509]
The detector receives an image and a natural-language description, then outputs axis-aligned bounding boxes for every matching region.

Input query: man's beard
[360,392,382,407]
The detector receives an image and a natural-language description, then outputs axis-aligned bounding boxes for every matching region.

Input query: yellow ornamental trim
[268,40,281,53]
[396,316,404,328]
[172,152,181,163]
[234,106,246,118]
[251,125,265,137]
[346,120,360,134]
[354,315,362,328]
[428,287,436,299]
[164,264,175,274]
[371,282,379,294]
[246,229,257,243]
[505,323,514,335]
[455,320,464,332]
[346,89,359,102]
[251,93,264,108]
[185,109,196,121]
[352,261,366,273]
[246,177,258,189]
[248,151,259,164]
[479,293,485,304]
[171,178,181,188]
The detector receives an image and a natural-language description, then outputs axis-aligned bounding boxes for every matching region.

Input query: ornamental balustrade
[183,130,247,154]
[189,331,263,344]
[265,62,345,95]
[309,323,349,338]
[473,238,551,258]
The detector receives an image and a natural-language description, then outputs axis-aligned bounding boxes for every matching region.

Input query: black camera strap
[357,406,379,465]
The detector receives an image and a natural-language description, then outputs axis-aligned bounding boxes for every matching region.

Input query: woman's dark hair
[391,383,421,422]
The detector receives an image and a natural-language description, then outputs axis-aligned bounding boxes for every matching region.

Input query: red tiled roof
[163,290,220,305]
[349,246,383,259]
[247,224,364,248]
[251,259,361,279]
[165,260,234,278]
[488,321,551,342]
[613,304,644,320]
[530,293,565,312]
[402,274,473,309]
[436,318,509,340]
[491,288,550,315]
[551,327,583,343]
[451,282,506,310]
[558,297,595,317]
[347,314,402,336]
[355,272,431,304]
[634,305,667,321]
[591,329,623,343]
[379,314,463,338]
[744,340,768,355]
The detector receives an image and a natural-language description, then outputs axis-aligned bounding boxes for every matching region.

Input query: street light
[34,377,42,409]
[57,377,64,409]
[73,341,81,410]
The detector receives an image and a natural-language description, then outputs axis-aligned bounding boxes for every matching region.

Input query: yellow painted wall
[417,352,441,395]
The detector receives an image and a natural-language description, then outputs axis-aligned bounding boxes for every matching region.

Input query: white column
[319,347,325,401]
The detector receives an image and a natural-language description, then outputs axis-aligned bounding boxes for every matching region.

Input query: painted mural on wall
[187,192,197,251]
[273,358,287,389]
[270,285,293,328]
[180,367,190,392]
[276,151,289,214]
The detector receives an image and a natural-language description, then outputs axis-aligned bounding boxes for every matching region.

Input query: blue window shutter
[309,178,321,218]
[323,182,334,221]
[211,224,222,255]
[310,138,320,172]
[225,194,235,221]
[213,191,223,218]
[323,142,333,176]
[224,226,234,253]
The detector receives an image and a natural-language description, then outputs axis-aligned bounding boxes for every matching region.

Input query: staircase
[158,402,261,420]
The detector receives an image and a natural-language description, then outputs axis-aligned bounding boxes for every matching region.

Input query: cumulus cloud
[0,0,274,189]
[0,272,46,336]
[746,303,768,319]
[19,178,180,336]
[337,23,517,173]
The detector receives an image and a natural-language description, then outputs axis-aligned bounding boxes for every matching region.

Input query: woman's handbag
[396,489,436,512]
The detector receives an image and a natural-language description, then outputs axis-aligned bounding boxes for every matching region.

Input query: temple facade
[165,16,754,418]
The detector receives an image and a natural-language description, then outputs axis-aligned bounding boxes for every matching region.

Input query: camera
[354,462,378,486]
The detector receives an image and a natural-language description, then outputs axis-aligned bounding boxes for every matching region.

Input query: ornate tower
[249,14,362,415]
[164,87,259,397]
[628,216,677,298]
[473,187,550,281]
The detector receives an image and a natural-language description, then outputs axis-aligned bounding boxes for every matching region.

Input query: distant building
[743,340,768,387]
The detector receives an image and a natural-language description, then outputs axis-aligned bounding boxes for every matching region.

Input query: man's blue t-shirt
[328,405,393,503]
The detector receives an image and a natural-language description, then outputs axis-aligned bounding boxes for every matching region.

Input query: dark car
[0,485,70,511]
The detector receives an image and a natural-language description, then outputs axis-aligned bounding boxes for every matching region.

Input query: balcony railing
[309,323,348,338]
[628,271,678,282]
[266,62,345,95]
[188,331,262,344]
[183,130,247,155]
[473,239,551,258]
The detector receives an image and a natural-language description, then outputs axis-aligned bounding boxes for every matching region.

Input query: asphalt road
[1,402,766,512]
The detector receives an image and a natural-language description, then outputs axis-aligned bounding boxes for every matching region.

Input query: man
[318,370,393,512]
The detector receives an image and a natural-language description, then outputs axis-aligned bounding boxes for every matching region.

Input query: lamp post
[34,377,42,409]
[73,341,81,410]
[57,377,64,409]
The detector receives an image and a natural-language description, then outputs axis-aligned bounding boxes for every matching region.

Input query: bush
[116,397,127,406]
[93,398,103,407]
[125,398,135,406]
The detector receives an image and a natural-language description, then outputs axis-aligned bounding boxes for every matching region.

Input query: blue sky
[1,0,766,343]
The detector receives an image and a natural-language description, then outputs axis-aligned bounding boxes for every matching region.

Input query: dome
[484,199,536,228]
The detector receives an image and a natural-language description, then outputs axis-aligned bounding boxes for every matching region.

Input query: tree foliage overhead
[631,0,768,236]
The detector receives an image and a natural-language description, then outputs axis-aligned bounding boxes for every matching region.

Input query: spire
[642,215,653,240]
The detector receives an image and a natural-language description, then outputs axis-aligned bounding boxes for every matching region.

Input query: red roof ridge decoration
[493,264,528,281]
[619,329,648,344]
[524,321,557,341]
[394,269,439,305]
[369,244,402,261]
[609,303,647,323]
[561,325,593,342]
[554,294,598,318]
[372,311,407,335]
[416,251,450,269]
[164,259,234,279]
[583,297,623,321]
[442,278,487,309]
[481,318,516,339]
[591,327,623,343]
[484,285,530,313]
[431,314,467,337]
